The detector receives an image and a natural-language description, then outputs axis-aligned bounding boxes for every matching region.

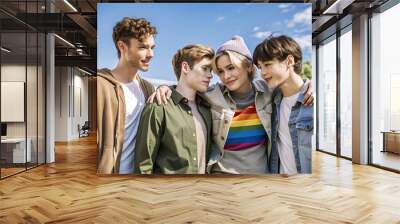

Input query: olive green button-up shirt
[134,88,212,174]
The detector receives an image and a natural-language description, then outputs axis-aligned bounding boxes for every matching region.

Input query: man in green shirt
[134,44,214,174]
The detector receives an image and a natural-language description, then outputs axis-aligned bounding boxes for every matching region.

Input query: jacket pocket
[211,108,233,151]
[296,119,313,173]
[257,103,272,133]
[211,109,224,137]
[296,119,314,131]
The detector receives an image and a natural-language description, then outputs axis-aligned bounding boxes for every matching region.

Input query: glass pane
[371,3,400,171]
[317,36,337,154]
[1,31,27,177]
[312,45,317,151]
[38,32,45,165]
[340,29,352,158]
[0,1,46,178]
[27,31,38,169]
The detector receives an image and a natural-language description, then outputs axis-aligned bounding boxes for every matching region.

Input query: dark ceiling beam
[55,47,96,57]
[67,13,97,39]
[1,12,96,47]
[4,13,82,32]
[312,15,335,33]
[0,8,38,31]
[322,0,356,14]
[55,55,96,71]
[86,0,97,11]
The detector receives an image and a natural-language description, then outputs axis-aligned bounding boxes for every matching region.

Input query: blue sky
[98,3,311,82]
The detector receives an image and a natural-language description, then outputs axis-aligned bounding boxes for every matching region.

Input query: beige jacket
[97,68,155,174]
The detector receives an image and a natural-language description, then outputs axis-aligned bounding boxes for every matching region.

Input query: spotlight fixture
[1,47,11,53]
[54,34,75,48]
[63,0,78,12]
[78,67,92,76]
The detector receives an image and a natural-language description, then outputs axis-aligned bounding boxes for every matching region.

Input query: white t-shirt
[277,92,299,175]
[119,79,145,174]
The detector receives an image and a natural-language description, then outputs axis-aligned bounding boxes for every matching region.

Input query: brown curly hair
[112,17,157,58]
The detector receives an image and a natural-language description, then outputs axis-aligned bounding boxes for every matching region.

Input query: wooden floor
[0,167,26,178]
[1,135,400,223]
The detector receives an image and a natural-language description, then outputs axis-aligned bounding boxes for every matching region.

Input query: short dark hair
[112,17,157,58]
[253,35,303,74]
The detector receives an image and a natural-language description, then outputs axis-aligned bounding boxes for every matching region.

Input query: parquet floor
[1,167,26,177]
[0,135,400,223]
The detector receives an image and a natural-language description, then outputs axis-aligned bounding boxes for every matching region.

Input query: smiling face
[118,35,155,72]
[253,35,304,90]
[215,53,251,93]
[184,58,213,93]
[257,58,290,90]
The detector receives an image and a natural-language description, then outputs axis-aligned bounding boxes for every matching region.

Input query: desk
[1,138,31,163]
[381,131,400,154]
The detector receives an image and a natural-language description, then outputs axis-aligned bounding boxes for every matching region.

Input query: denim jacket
[269,83,314,174]
[202,79,273,173]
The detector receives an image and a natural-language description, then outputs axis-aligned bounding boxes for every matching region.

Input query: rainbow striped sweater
[224,103,267,151]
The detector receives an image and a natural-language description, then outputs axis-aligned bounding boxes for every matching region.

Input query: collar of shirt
[273,81,309,106]
[170,86,210,108]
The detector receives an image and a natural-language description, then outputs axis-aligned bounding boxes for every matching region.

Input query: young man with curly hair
[97,17,156,174]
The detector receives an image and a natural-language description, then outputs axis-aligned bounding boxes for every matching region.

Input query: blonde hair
[212,50,257,80]
[172,44,215,80]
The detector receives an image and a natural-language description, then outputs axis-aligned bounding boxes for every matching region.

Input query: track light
[63,0,78,12]
[1,47,11,53]
[78,67,92,76]
[54,34,75,48]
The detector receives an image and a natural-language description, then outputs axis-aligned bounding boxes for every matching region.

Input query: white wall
[55,66,68,141]
[54,67,89,141]
[71,71,89,139]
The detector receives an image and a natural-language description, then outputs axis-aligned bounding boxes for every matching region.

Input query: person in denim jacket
[253,35,314,174]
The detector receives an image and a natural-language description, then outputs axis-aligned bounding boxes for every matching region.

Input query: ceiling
[0,0,98,73]
[311,0,390,44]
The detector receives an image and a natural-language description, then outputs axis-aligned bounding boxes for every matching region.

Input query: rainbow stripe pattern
[224,103,267,151]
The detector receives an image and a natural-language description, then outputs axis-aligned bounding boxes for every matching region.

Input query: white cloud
[279,3,292,13]
[253,26,260,31]
[253,31,272,39]
[294,27,309,33]
[293,35,312,53]
[287,7,311,28]
[278,3,291,9]
[216,16,225,22]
